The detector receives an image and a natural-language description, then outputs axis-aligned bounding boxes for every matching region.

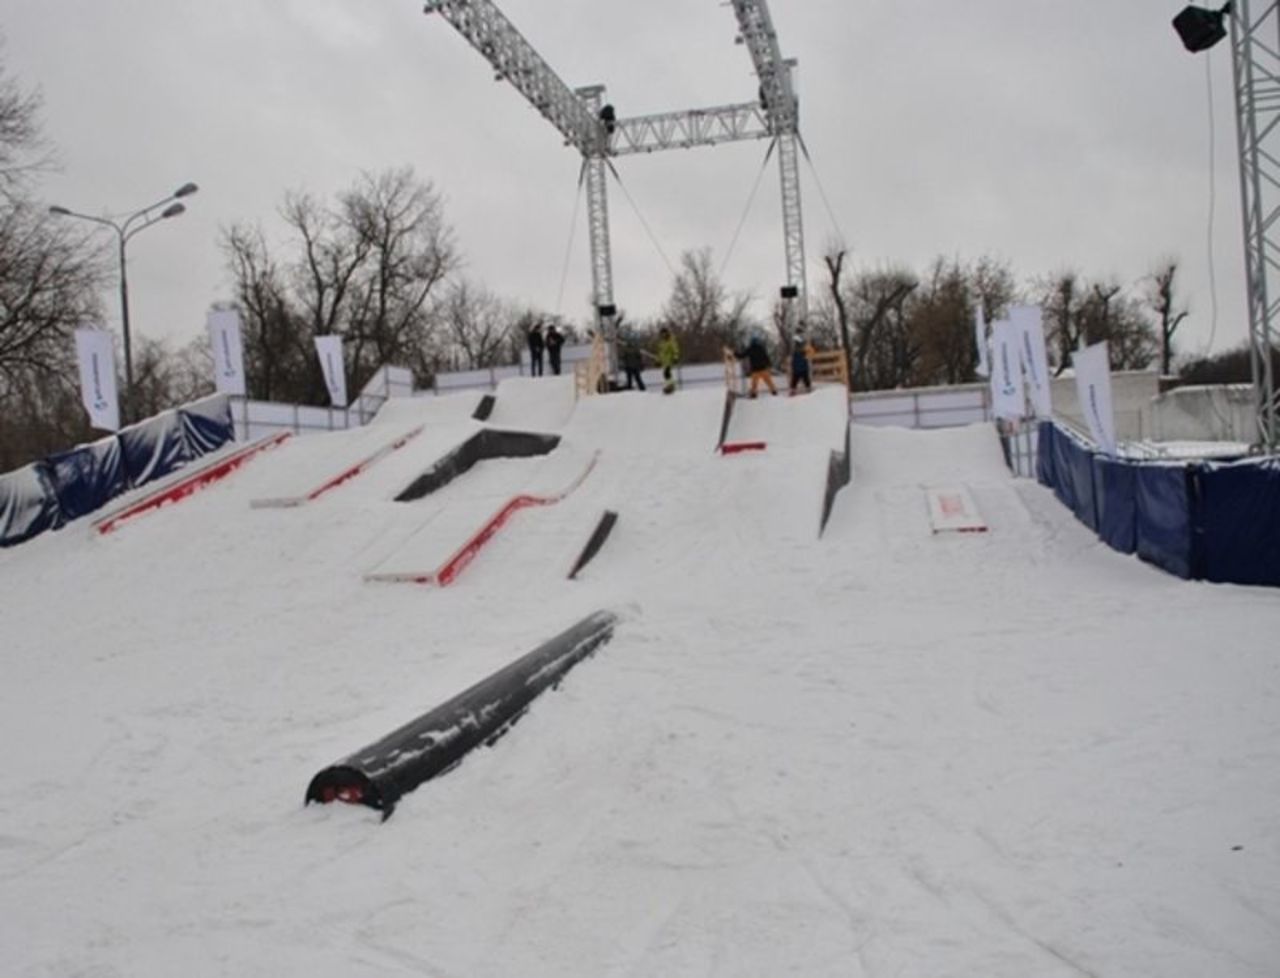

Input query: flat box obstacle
[926,486,988,534]
[305,610,618,819]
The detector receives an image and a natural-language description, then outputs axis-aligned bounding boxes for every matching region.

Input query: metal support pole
[1228,0,1280,451]
[117,235,133,423]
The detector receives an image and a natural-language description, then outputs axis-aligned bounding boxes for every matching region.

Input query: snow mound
[564,386,724,455]
[371,390,483,426]
[850,421,1011,487]
[485,376,577,432]
[725,385,848,454]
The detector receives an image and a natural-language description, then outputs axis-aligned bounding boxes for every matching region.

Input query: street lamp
[49,181,198,423]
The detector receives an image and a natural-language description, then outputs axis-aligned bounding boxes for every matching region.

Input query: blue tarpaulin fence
[1035,421,1279,587]
[0,395,234,548]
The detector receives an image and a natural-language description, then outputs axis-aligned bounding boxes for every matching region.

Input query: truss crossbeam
[730,0,799,134]
[609,103,772,156]
[423,0,607,155]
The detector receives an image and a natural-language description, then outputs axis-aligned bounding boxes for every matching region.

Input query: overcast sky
[4,0,1246,362]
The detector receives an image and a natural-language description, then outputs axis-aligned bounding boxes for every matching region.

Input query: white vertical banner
[74,327,121,432]
[974,305,990,378]
[206,309,247,396]
[1010,304,1052,418]
[988,319,1025,420]
[1072,341,1117,456]
[314,335,348,408]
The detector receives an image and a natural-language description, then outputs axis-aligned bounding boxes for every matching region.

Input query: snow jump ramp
[305,610,618,819]
[395,428,560,502]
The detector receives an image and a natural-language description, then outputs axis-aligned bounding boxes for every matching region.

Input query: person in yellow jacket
[657,327,680,394]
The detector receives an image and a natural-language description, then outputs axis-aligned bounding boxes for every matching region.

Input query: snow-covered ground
[2,379,1278,978]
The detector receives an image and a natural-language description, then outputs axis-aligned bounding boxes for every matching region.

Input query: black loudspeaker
[780,285,799,299]
[598,303,617,317]
[1173,5,1228,53]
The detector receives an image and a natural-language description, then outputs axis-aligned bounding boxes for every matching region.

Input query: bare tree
[1039,271,1158,373]
[848,266,917,390]
[1039,270,1083,376]
[219,227,305,402]
[221,167,458,403]
[969,255,1016,332]
[823,243,852,381]
[660,247,755,362]
[437,279,515,370]
[0,52,105,468]
[339,168,457,388]
[1145,259,1189,376]
[0,51,53,201]
[1078,281,1158,370]
[911,258,972,385]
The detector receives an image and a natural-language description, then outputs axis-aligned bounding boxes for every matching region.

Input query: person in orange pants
[727,334,778,398]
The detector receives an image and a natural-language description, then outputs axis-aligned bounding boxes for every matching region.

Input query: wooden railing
[810,350,850,390]
[574,333,608,398]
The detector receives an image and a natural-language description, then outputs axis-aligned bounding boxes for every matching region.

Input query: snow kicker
[395,428,560,502]
[304,610,619,819]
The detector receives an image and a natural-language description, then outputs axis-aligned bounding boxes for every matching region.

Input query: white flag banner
[988,319,1025,420]
[207,309,247,396]
[74,327,121,432]
[314,335,348,408]
[1010,304,1052,417]
[1072,341,1117,456]
[974,305,990,378]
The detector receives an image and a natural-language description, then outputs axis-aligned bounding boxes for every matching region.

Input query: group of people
[526,323,565,377]
[728,331,815,398]
[620,327,680,394]
[526,322,815,398]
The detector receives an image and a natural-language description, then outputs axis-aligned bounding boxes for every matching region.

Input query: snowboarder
[527,323,544,377]
[657,327,680,394]
[729,333,778,398]
[546,325,565,376]
[789,331,814,396]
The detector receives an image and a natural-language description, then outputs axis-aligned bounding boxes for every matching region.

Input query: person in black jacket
[527,323,545,376]
[728,333,778,397]
[620,337,646,390]
[546,325,565,375]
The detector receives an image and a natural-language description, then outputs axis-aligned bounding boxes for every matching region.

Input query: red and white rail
[250,424,425,509]
[366,451,600,587]
[93,432,291,536]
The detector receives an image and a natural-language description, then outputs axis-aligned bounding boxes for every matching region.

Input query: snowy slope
[2,382,1278,978]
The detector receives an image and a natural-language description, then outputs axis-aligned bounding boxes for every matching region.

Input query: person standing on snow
[789,331,814,395]
[657,327,680,394]
[546,324,565,375]
[729,333,778,398]
[527,323,545,377]
[621,336,646,391]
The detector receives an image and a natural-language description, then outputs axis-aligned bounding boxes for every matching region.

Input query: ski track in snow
[2,382,1279,977]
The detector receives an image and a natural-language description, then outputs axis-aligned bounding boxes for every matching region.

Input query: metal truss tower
[422,0,806,339]
[1228,0,1280,451]
[729,1,807,323]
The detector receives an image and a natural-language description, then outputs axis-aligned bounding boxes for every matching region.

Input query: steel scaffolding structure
[1229,0,1280,450]
[421,0,806,337]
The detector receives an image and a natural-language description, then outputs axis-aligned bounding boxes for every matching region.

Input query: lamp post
[50,181,198,423]
[1173,3,1278,452]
